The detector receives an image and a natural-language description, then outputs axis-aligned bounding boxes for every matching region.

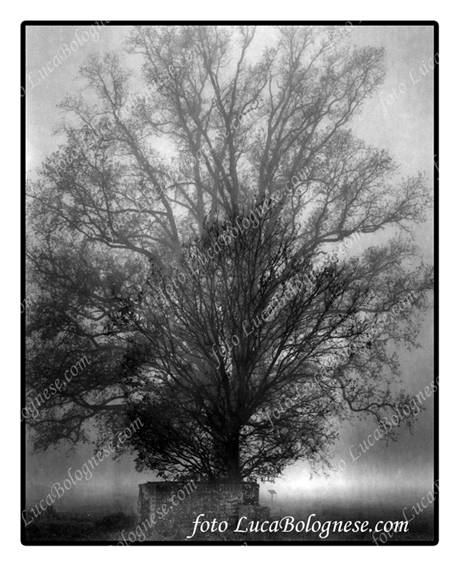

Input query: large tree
[25,25,433,481]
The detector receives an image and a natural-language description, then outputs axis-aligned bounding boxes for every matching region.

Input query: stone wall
[138,481,268,536]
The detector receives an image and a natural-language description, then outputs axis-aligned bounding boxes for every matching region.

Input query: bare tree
[25,26,433,479]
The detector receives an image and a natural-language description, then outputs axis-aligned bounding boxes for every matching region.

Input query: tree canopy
[25,25,433,482]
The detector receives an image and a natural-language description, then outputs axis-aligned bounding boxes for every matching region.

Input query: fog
[25,24,435,523]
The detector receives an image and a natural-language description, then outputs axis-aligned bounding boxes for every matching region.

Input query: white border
[4,3,453,565]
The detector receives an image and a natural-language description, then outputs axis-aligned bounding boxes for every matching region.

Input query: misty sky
[25,24,435,514]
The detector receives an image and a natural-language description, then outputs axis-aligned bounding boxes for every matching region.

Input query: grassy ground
[23,504,436,544]
[23,512,137,542]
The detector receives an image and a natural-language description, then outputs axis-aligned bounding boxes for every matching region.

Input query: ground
[23,501,436,544]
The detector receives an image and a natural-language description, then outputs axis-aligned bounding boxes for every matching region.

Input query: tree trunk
[225,432,241,482]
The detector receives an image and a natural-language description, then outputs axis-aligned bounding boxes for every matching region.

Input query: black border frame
[21,20,439,546]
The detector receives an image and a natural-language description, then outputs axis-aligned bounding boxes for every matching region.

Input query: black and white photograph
[22,22,437,545]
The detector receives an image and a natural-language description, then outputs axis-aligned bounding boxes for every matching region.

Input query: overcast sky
[25,24,435,514]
